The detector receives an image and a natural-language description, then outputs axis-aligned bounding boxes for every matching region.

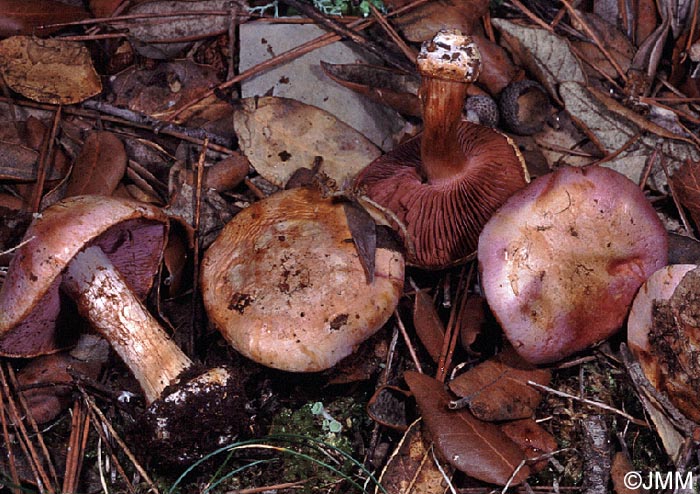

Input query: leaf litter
[0,0,699,492]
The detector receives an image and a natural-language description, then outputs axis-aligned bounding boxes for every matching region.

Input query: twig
[658,152,695,237]
[166,0,433,122]
[277,0,413,72]
[394,309,423,374]
[78,387,160,494]
[368,3,417,63]
[189,137,209,354]
[30,106,61,214]
[0,379,21,494]
[560,0,628,83]
[62,399,91,494]
[527,380,647,426]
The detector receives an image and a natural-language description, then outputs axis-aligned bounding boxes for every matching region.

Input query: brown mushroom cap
[478,165,668,364]
[0,195,168,357]
[355,125,528,269]
[200,187,405,372]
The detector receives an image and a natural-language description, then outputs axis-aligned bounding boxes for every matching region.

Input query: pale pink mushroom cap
[479,166,667,364]
[627,264,696,391]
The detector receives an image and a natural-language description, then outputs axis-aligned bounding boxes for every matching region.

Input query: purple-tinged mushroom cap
[0,195,168,357]
[478,166,668,364]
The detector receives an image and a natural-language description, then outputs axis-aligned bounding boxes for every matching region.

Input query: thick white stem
[62,245,192,404]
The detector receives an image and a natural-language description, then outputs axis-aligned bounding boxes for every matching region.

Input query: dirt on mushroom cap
[478,165,668,364]
[200,187,405,372]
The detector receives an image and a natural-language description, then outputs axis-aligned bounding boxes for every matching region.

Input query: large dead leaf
[117,0,249,59]
[570,10,634,80]
[321,62,421,117]
[413,290,444,363]
[559,81,700,186]
[0,0,89,37]
[377,418,452,494]
[64,131,127,197]
[110,60,221,120]
[492,18,586,103]
[391,0,487,42]
[233,97,381,188]
[448,347,551,421]
[671,159,700,229]
[404,371,530,486]
[0,36,101,104]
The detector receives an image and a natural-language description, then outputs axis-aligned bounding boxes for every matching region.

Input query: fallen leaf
[65,131,127,197]
[559,81,700,186]
[611,451,649,494]
[404,371,530,486]
[448,347,551,421]
[392,0,488,42]
[570,10,634,80]
[110,60,221,120]
[367,384,412,431]
[492,18,585,104]
[233,96,381,188]
[0,36,101,104]
[0,0,89,37]
[321,62,421,117]
[377,418,453,494]
[471,34,518,96]
[343,200,377,284]
[117,0,249,59]
[500,418,557,473]
[413,289,444,363]
[671,159,700,229]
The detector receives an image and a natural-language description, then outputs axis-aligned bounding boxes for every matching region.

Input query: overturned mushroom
[627,264,700,422]
[201,187,405,372]
[0,195,246,462]
[354,29,528,269]
[478,166,667,364]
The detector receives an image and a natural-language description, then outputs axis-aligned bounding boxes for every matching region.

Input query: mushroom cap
[478,165,668,364]
[0,195,169,357]
[200,187,405,372]
[627,264,696,390]
[354,123,528,269]
[416,29,481,83]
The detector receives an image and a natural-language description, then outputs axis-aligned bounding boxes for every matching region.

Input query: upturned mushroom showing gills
[354,29,529,269]
[0,195,245,462]
[478,166,668,364]
[200,187,405,372]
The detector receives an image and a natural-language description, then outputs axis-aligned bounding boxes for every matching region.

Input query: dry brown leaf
[392,0,487,42]
[471,34,518,96]
[0,0,89,37]
[448,347,551,421]
[0,36,101,104]
[233,97,381,188]
[367,384,411,431]
[405,371,530,486]
[570,11,634,80]
[413,290,444,363]
[611,451,649,494]
[377,418,452,494]
[118,0,249,59]
[500,418,557,473]
[111,60,221,120]
[65,132,127,198]
[321,62,421,117]
[560,81,700,186]
[492,18,586,104]
[671,159,700,229]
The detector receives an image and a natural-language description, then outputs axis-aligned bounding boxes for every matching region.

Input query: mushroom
[0,195,245,461]
[627,264,700,422]
[200,187,405,372]
[478,165,668,364]
[354,29,529,269]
